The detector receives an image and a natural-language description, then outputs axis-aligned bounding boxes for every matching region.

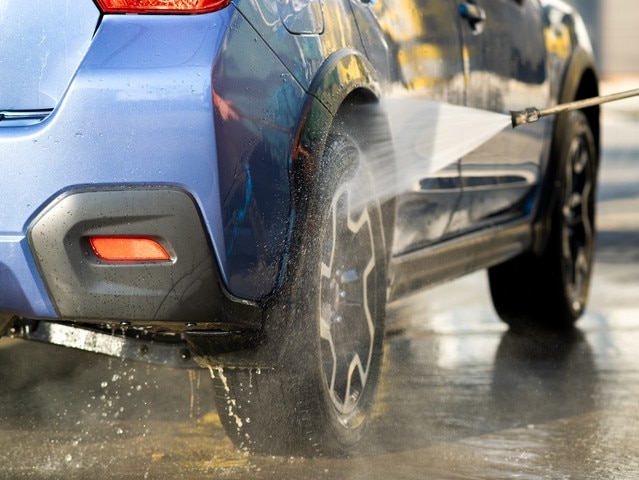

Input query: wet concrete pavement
[1,102,639,479]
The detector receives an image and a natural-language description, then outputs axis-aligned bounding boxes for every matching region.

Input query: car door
[446,0,551,234]
[350,0,467,255]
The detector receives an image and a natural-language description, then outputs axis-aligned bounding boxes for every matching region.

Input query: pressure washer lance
[510,87,639,128]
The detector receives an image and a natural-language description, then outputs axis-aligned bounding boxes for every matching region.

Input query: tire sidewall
[550,110,598,320]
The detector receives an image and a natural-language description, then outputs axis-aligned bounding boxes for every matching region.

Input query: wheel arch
[555,50,600,157]
[291,50,395,267]
[532,45,600,255]
[291,50,382,175]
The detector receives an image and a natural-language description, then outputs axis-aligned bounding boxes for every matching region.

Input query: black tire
[210,107,388,456]
[489,110,597,331]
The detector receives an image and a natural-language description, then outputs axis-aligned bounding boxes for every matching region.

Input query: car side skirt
[388,218,533,302]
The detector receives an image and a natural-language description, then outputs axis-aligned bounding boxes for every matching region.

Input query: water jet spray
[510,88,639,128]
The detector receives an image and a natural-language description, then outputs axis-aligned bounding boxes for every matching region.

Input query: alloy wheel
[320,181,377,423]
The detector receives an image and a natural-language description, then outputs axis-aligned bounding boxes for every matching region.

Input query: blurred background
[564,0,638,78]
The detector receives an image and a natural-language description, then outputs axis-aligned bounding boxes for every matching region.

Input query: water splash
[386,99,511,171]
[347,100,511,211]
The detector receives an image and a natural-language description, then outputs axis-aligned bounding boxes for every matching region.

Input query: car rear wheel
[489,110,597,331]
[210,108,387,456]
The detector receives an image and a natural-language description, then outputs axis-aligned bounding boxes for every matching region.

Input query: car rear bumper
[0,10,303,324]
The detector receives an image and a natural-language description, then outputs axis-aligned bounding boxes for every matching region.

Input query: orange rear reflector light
[89,236,171,262]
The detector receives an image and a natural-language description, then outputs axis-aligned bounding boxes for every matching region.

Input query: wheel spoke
[319,178,377,415]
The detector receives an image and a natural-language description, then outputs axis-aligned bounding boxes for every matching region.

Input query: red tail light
[89,236,172,262]
[95,0,230,14]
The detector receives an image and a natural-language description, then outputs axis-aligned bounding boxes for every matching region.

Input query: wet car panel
[451,0,552,232]
[0,0,100,114]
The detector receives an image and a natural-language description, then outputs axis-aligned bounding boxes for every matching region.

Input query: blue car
[2,0,598,455]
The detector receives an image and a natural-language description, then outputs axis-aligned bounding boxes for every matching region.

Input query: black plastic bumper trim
[27,186,261,331]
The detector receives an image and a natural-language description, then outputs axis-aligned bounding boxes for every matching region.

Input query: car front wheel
[489,109,598,331]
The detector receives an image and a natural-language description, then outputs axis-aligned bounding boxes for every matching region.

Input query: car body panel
[448,0,552,234]
[0,0,100,112]
[235,0,361,91]
[208,9,307,299]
